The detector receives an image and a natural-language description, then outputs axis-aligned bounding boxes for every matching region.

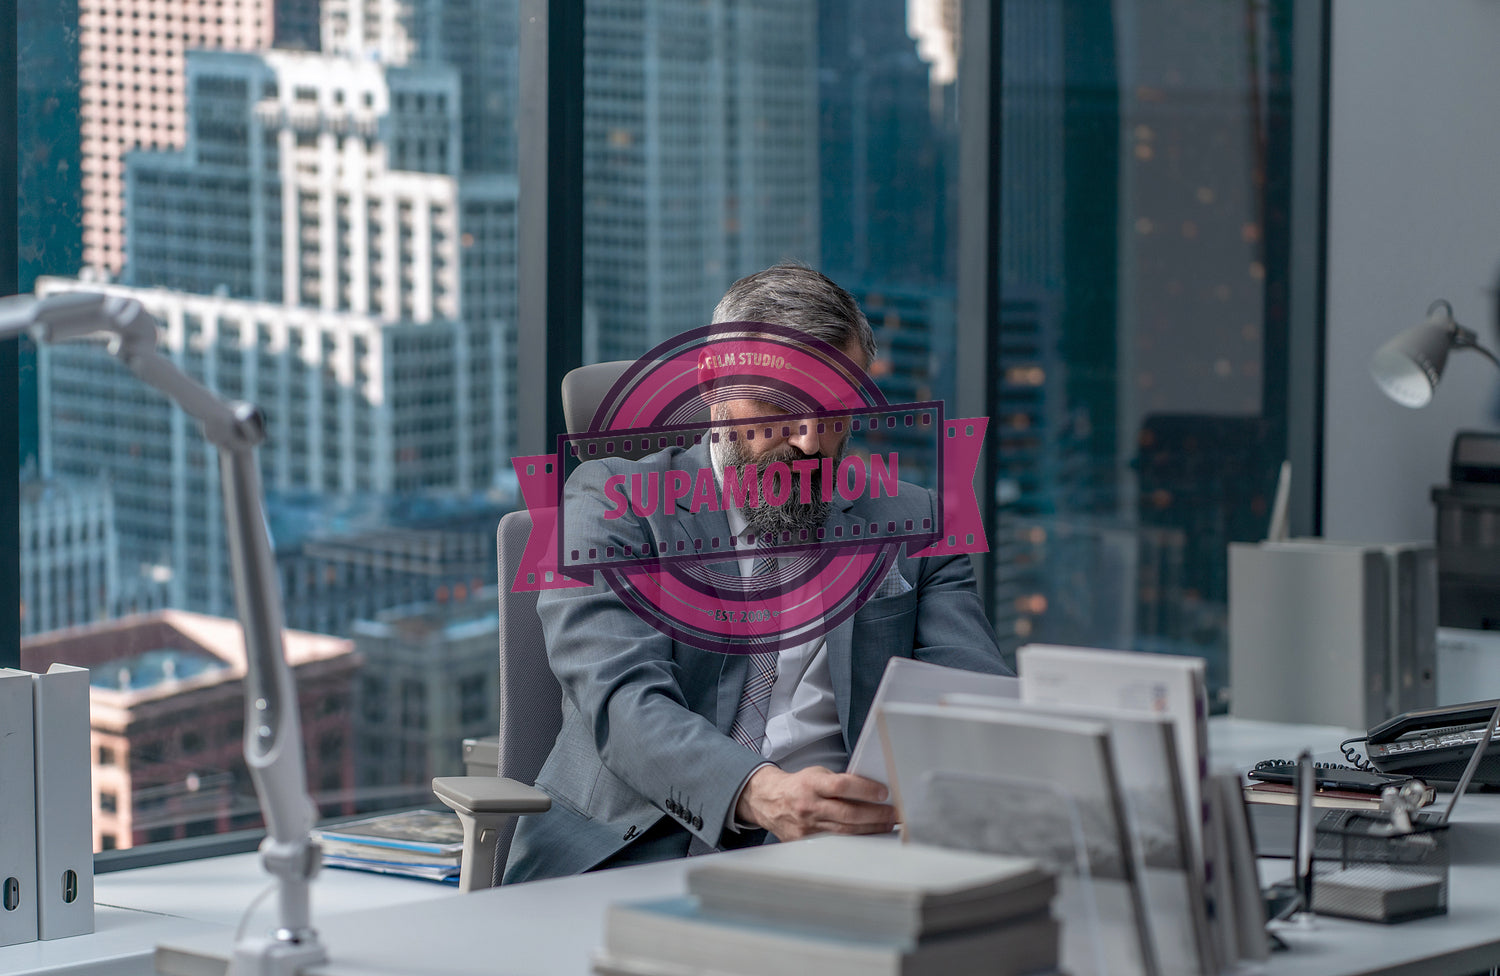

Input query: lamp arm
[1,291,326,975]
[1453,328,1500,374]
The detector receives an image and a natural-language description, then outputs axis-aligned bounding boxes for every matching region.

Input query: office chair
[430,509,557,891]
[431,361,642,891]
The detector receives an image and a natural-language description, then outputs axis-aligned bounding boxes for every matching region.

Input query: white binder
[0,668,38,946]
[32,664,95,940]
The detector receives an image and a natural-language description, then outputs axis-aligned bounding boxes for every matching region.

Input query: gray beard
[715,436,840,536]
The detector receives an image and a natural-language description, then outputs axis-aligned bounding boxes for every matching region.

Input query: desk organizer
[1310,815,1448,924]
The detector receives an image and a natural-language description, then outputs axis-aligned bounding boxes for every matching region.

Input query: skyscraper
[321,0,520,174]
[78,0,274,275]
[584,0,820,361]
[36,278,509,615]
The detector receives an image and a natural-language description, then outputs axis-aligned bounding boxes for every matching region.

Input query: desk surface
[12,717,1500,976]
[154,798,1500,976]
[0,851,454,976]
[157,718,1500,976]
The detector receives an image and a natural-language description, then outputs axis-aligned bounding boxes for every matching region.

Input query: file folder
[32,664,94,940]
[0,668,38,946]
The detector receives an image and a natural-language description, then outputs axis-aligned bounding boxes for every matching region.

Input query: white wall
[1323,0,1500,542]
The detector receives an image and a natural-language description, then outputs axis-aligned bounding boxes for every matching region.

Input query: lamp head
[1370,300,1462,408]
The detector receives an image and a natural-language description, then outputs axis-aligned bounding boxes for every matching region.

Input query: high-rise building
[350,585,501,810]
[127,48,466,312]
[78,0,274,275]
[584,0,820,361]
[19,474,118,637]
[36,278,509,616]
[819,0,951,290]
[321,0,520,175]
[126,46,519,451]
[274,0,323,51]
[271,490,508,636]
[21,610,358,850]
[847,283,954,487]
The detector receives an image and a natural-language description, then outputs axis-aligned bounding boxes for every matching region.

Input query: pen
[1294,749,1315,917]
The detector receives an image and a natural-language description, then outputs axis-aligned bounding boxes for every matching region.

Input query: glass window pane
[994,0,1294,709]
[17,0,522,851]
[583,0,959,481]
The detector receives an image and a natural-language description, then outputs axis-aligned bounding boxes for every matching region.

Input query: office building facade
[78,0,274,275]
[584,0,819,361]
[21,610,357,850]
[19,475,118,637]
[35,278,507,617]
[271,490,506,637]
[349,586,501,810]
[321,0,519,175]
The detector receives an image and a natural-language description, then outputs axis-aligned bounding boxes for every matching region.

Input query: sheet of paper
[847,657,1018,786]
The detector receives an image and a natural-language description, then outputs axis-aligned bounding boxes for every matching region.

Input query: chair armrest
[431,776,551,893]
[432,775,552,815]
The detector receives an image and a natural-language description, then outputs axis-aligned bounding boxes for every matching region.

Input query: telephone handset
[1363,698,1500,785]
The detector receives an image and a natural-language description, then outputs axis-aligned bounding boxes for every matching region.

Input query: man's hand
[735,765,896,842]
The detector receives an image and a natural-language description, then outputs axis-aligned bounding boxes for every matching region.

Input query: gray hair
[712,263,877,366]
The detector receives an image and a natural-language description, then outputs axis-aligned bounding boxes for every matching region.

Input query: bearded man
[503,264,1010,883]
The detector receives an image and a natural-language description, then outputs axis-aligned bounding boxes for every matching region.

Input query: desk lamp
[1370,299,1500,407]
[0,291,325,976]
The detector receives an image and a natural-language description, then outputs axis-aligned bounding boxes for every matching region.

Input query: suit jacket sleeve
[536,457,764,848]
[911,539,1012,675]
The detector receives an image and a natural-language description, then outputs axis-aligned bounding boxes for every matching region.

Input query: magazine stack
[313,809,465,884]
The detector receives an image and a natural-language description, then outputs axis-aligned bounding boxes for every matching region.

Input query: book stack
[593,835,1059,976]
[313,809,465,884]
[1242,781,1388,811]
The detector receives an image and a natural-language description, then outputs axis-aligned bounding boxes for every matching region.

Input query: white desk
[13,718,1500,976]
[0,853,455,976]
[152,800,1500,976]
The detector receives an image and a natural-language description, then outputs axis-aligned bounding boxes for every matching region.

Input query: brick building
[22,610,359,850]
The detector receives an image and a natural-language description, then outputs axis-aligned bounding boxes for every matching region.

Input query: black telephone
[1363,699,1500,785]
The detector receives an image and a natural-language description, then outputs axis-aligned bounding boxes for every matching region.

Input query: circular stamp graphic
[513,320,988,656]
[577,322,906,653]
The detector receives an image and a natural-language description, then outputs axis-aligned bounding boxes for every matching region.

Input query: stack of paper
[313,809,463,883]
[594,836,1059,976]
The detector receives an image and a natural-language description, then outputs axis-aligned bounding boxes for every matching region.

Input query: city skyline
[16,1,1294,809]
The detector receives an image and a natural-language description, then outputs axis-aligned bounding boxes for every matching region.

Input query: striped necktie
[728,551,778,753]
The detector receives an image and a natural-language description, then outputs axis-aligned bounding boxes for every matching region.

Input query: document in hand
[943,693,1213,976]
[878,702,1157,976]
[848,657,1019,786]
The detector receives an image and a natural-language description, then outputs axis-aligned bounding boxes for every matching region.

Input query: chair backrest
[562,360,711,460]
[561,360,636,437]
[490,508,563,879]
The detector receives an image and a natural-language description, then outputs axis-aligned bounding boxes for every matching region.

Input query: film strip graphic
[512,403,988,591]
[557,401,941,574]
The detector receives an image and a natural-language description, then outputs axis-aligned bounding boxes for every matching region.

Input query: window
[987,1,1295,709]
[12,0,1326,860]
[100,791,118,813]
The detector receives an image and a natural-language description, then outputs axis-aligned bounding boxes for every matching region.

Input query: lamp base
[227,932,327,976]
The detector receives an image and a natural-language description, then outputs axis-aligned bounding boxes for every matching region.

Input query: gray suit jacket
[503,441,1008,883]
